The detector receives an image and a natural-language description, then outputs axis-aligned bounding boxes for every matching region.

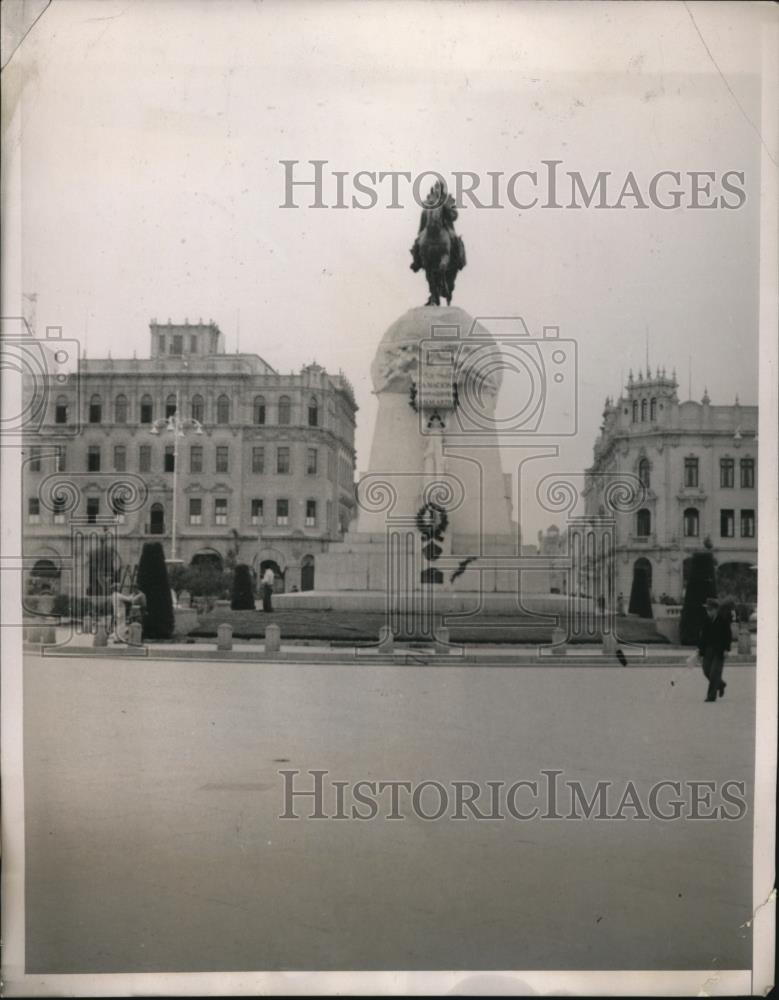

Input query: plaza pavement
[22,652,754,974]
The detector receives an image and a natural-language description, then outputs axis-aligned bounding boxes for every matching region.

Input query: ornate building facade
[23,320,358,593]
[582,369,757,606]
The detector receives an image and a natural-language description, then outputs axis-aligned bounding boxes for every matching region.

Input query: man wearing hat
[697,597,732,702]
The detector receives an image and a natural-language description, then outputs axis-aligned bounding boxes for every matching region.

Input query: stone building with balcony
[582,368,757,608]
[22,319,358,593]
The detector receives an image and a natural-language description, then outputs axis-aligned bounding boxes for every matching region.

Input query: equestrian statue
[410,179,466,306]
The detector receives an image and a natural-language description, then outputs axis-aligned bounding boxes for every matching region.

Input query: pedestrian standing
[698,597,732,702]
[261,567,275,612]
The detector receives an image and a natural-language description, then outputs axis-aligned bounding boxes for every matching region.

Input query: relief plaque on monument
[418,346,456,412]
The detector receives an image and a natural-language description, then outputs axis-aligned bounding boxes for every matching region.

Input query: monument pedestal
[301,305,552,608]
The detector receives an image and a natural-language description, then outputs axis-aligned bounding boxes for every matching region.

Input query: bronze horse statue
[410,180,466,307]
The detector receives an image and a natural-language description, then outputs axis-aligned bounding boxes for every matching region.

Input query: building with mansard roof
[23,319,358,594]
[582,367,757,608]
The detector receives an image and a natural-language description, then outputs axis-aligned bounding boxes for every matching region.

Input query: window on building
[278,395,291,425]
[308,396,319,427]
[140,395,154,424]
[277,446,290,474]
[114,445,126,472]
[305,499,317,526]
[631,400,638,423]
[636,508,651,536]
[683,507,699,537]
[189,498,202,525]
[740,509,755,538]
[214,497,228,525]
[740,458,755,489]
[640,398,647,422]
[684,457,699,488]
[638,458,650,488]
[165,394,177,418]
[55,445,66,472]
[190,334,197,353]
[139,445,151,473]
[216,446,229,473]
[55,395,68,423]
[307,447,318,475]
[158,334,166,354]
[53,494,66,524]
[720,458,735,488]
[191,394,204,423]
[216,395,230,425]
[89,394,102,424]
[254,395,266,425]
[114,394,128,423]
[86,497,99,524]
[190,445,203,474]
[251,498,264,525]
[276,498,289,526]
[29,446,41,472]
[252,446,265,474]
[171,335,183,355]
[720,509,735,538]
[28,497,40,524]
[650,397,657,421]
[164,445,175,472]
[87,445,101,472]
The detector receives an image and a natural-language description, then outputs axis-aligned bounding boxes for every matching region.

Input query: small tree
[230,563,256,610]
[628,566,653,619]
[136,542,174,639]
[680,545,717,645]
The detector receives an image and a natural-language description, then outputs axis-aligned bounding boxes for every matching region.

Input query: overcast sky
[6,0,767,536]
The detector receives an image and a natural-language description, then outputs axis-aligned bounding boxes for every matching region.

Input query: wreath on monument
[416,501,448,542]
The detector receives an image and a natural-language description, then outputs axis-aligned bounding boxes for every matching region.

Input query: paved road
[23,655,754,973]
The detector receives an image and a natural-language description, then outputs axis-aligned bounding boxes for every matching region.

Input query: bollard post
[602,631,617,655]
[128,622,143,646]
[378,626,394,654]
[737,625,752,656]
[265,624,281,654]
[93,623,108,647]
[435,627,450,655]
[217,623,233,651]
[551,626,567,649]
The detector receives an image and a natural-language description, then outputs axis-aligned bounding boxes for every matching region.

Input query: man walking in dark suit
[698,597,732,702]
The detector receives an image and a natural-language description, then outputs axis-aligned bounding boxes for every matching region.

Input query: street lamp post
[150,388,203,562]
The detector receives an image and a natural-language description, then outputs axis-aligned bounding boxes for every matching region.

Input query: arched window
[254,395,266,425]
[683,507,699,537]
[191,394,204,423]
[636,508,651,536]
[640,398,647,422]
[55,395,68,424]
[89,394,102,424]
[140,395,154,424]
[308,395,319,427]
[114,394,128,423]
[632,400,638,423]
[650,397,657,421]
[278,395,291,425]
[638,458,650,489]
[165,394,177,418]
[216,394,230,425]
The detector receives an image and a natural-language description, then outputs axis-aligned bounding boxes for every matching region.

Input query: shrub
[136,542,174,639]
[230,564,256,610]
[680,548,718,645]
